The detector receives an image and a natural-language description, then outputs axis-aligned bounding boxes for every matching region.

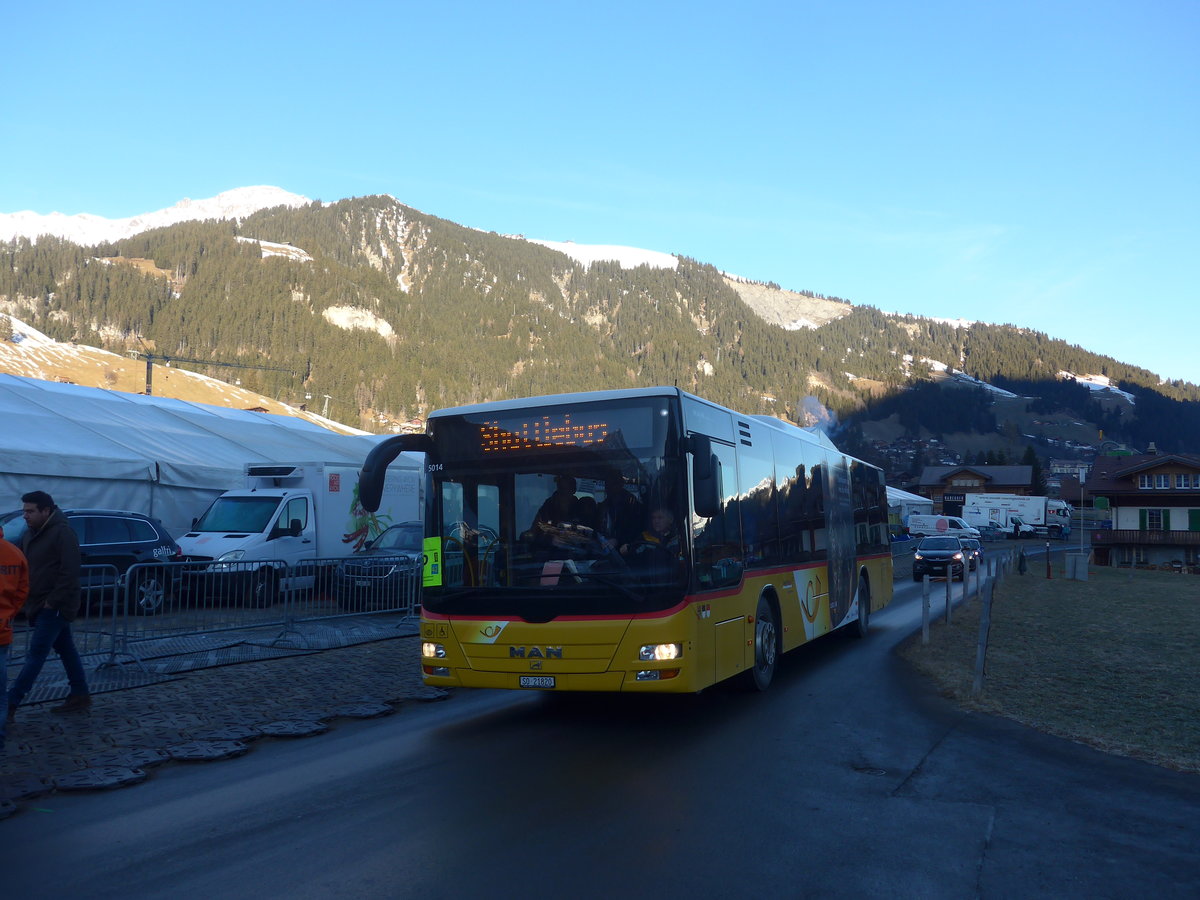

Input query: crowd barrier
[6,557,422,671]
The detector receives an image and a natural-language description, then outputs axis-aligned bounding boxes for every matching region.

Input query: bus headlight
[639,643,682,661]
[422,642,446,659]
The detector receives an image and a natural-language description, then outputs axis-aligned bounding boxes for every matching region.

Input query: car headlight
[639,643,682,661]
[953,552,963,560]
[216,550,246,562]
[422,642,446,659]
[913,552,924,560]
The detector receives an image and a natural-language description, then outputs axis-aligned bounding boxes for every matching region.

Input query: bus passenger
[532,475,580,529]
[598,471,642,552]
[626,507,680,565]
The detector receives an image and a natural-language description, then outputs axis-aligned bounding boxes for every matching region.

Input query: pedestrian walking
[6,491,91,719]
[1,523,30,748]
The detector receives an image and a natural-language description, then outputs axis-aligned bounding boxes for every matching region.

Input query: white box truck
[178,461,422,603]
[962,493,1072,539]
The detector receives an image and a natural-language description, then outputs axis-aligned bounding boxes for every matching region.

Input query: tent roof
[887,485,931,505]
[0,373,401,489]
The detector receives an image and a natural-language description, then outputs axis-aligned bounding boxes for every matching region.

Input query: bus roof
[425,386,688,420]
[425,388,849,454]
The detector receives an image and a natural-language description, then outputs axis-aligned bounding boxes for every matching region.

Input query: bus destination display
[480,413,613,452]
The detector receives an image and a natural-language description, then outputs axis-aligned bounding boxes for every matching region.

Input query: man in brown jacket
[1,523,29,747]
[6,491,90,719]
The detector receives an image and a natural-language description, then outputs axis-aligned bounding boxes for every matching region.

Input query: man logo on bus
[509,646,564,659]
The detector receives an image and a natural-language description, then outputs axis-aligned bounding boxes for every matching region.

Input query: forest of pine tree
[2,195,1198,452]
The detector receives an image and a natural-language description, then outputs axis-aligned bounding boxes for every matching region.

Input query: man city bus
[359,387,892,693]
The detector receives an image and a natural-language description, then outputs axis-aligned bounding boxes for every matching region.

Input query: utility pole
[129,352,294,396]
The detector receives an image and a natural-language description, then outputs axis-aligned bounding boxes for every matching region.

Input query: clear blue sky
[5,1,1198,384]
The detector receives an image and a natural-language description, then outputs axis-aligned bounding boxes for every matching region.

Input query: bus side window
[692,442,743,589]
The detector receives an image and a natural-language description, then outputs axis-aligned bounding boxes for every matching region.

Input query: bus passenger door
[690,440,745,683]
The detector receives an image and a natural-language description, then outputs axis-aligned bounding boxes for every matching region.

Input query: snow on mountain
[525,238,678,271]
[0,186,311,245]
[1059,371,1137,405]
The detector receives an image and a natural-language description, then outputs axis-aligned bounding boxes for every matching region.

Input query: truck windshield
[193,496,281,533]
[423,396,687,619]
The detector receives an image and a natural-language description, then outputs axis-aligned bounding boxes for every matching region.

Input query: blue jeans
[7,609,90,709]
[0,643,8,748]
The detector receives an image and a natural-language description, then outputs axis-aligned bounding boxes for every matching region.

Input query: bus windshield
[423,396,687,619]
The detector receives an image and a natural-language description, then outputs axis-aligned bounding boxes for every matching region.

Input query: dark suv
[0,508,182,615]
[912,535,967,582]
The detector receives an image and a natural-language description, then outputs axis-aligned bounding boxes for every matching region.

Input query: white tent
[887,485,933,526]
[0,374,418,537]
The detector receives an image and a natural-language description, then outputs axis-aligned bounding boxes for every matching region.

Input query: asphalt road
[2,575,1197,899]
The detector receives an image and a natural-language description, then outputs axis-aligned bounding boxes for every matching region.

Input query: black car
[959,537,983,571]
[333,521,423,611]
[0,508,183,615]
[912,535,967,582]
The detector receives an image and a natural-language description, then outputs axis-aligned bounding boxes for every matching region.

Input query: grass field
[897,556,1200,774]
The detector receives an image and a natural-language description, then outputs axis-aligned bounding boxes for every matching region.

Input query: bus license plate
[519,676,555,689]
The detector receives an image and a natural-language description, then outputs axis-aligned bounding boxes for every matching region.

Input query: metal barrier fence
[7,557,422,670]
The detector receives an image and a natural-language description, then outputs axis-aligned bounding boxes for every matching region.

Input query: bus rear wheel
[746,596,778,691]
[849,576,870,638]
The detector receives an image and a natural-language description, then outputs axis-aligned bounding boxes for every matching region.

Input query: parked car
[333,521,423,611]
[912,535,967,582]
[0,508,182,615]
[959,537,983,571]
[976,522,1004,542]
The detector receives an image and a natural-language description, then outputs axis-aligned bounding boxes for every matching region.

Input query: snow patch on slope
[525,239,678,271]
[1060,371,1137,404]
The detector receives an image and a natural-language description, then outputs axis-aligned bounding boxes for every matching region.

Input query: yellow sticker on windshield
[422,537,442,587]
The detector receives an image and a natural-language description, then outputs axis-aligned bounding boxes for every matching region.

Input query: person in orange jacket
[0,523,30,750]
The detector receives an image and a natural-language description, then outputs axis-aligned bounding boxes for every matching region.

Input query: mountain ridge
[1,190,1197,463]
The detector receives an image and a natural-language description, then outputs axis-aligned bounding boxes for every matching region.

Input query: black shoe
[51,694,92,715]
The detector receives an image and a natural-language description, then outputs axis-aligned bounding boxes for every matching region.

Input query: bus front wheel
[747,596,779,691]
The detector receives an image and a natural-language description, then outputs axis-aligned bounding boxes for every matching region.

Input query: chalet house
[1088,448,1200,571]
[916,465,1034,515]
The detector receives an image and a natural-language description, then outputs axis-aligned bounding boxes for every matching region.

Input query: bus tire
[746,595,779,691]
[849,576,870,638]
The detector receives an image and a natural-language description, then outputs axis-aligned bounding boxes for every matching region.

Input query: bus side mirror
[694,456,721,519]
[686,434,713,479]
[361,434,434,512]
[686,434,720,518]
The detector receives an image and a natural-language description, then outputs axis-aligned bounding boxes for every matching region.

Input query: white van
[906,514,980,540]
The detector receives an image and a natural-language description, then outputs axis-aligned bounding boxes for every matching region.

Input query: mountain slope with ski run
[0,186,1133,400]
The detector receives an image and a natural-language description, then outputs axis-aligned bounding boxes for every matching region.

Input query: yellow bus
[360,387,892,693]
